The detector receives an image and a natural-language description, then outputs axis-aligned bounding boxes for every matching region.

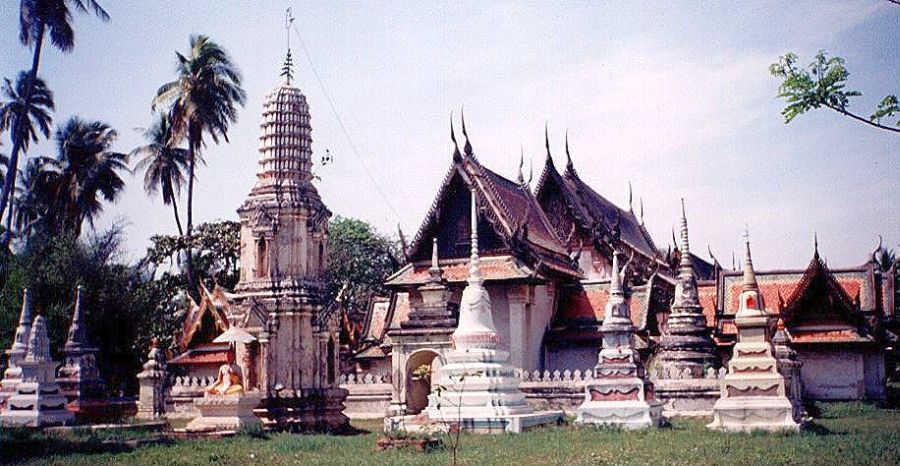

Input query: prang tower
[230,52,347,431]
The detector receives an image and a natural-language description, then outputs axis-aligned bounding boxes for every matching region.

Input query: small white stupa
[707,233,800,432]
[422,189,562,433]
[576,251,661,429]
[0,315,74,427]
[0,289,33,405]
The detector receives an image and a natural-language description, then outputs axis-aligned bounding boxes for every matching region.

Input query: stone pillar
[507,286,529,370]
[136,338,168,420]
[773,318,806,421]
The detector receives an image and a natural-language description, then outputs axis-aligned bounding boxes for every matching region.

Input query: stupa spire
[609,250,624,298]
[678,199,693,269]
[428,237,442,283]
[10,289,32,352]
[468,188,482,285]
[742,229,759,291]
[281,8,295,85]
[65,286,90,351]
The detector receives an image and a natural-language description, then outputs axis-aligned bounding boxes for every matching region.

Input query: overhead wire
[289,22,407,231]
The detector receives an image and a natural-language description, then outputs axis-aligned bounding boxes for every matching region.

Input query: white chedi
[422,189,562,433]
[707,236,801,432]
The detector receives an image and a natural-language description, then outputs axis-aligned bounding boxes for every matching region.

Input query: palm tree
[13,156,57,237]
[0,72,54,155]
[153,34,246,298]
[0,0,109,237]
[46,117,129,237]
[132,113,191,236]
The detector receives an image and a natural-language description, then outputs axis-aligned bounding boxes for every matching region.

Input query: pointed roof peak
[517,147,525,186]
[813,231,820,259]
[627,182,634,214]
[450,112,462,162]
[461,107,473,157]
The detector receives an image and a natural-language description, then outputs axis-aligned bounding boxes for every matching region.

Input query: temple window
[256,238,269,278]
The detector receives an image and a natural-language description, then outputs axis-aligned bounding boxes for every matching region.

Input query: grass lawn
[1,402,898,466]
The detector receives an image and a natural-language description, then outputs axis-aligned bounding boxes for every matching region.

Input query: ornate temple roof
[388,120,580,287]
[533,140,661,265]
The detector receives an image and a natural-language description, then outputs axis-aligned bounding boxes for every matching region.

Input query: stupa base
[259,387,349,433]
[386,409,564,434]
[575,400,662,429]
[707,397,800,432]
[186,393,262,433]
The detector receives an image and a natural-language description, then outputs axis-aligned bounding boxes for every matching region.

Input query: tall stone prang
[57,286,107,414]
[420,189,562,433]
[655,201,719,378]
[228,52,347,431]
[708,235,800,432]
[0,315,74,427]
[1,289,33,406]
[576,251,661,428]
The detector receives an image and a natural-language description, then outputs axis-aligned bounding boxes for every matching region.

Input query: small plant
[432,369,482,466]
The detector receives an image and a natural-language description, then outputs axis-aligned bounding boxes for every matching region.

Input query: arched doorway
[405,350,443,415]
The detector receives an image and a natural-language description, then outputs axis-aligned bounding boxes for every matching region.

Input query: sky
[0,1,897,270]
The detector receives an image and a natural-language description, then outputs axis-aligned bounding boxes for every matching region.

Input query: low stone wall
[340,373,392,419]
[167,375,216,418]
[518,369,592,414]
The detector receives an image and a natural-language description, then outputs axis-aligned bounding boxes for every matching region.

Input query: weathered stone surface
[576,252,661,429]
[1,315,74,427]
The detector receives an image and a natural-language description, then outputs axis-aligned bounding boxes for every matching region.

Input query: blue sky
[0,1,897,269]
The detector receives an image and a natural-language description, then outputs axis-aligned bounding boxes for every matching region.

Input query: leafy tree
[0,0,109,236]
[132,113,191,236]
[770,51,899,134]
[142,219,241,292]
[326,216,401,325]
[152,35,246,301]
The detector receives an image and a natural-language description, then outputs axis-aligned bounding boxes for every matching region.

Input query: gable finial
[639,197,644,225]
[628,182,634,214]
[517,146,525,185]
[565,131,574,172]
[450,112,461,162]
[814,231,819,257]
[461,107,473,156]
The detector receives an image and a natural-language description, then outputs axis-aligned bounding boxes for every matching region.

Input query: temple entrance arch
[405,349,444,415]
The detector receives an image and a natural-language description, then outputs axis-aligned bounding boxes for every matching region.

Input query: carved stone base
[186,393,262,433]
[386,409,564,434]
[575,377,661,429]
[0,382,74,427]
[707,397,800,432]
[260,387,349,433]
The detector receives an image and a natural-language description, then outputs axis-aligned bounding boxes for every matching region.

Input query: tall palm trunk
[171,194,184,237]
[0,23,45,241]
[183,123,199,301]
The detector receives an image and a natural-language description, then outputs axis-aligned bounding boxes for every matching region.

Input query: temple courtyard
[1,399,897,466]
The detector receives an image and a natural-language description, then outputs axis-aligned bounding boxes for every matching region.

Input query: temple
[353,121,896,420]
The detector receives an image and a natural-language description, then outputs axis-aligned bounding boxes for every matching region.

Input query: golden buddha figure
[207,350,244,396]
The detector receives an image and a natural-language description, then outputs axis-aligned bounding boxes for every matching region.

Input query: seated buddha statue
[207,350,244,396]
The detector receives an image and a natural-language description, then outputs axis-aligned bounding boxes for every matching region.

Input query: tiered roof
[533,137,660,266]
[386,120,580,287]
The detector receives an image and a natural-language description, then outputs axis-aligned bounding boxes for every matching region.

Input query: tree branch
[823,103,900,134]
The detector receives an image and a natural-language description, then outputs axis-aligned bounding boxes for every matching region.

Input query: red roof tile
[386,256,531,286]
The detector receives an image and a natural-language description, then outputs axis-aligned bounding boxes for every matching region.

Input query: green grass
[1,402,898,466]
